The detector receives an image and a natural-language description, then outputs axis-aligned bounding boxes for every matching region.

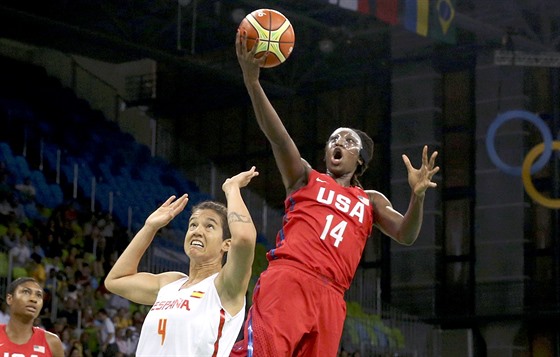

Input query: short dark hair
[7,277,40,296]
[190,201,230,240]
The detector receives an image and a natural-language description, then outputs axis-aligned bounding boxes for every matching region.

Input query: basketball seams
[238,8,295,68]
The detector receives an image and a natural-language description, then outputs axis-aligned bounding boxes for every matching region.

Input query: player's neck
[6,319,35,344]
[327,172,353,187]
[183,264,220,288]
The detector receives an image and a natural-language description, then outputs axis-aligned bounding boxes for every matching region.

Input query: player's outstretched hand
[223,166,259,193]
[235,30,267,81]
[145,194,189,230]
[402,145,439,197]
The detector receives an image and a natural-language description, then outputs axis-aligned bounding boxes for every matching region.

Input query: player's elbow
[104,276,117,293]
[399,235,418,246]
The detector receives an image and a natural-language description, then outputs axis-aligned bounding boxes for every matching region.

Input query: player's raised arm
[236,29,308,193]
[105,194,189,305]
[216,167,258,313]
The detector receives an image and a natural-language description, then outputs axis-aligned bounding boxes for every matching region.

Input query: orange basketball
[238,9,295,68]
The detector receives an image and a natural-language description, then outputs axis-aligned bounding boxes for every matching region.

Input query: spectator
[15,176,36,204]
[67,341,84,357]
[59,326,73,354]
[44,256,63,275]
[1,223,20,250]
[43,267,59,309]
[4,194,27,223]
[91,255,106,287]
[79,330,96,357]
[9,232,32,268]
[57,295,80,328]
[42,232,63,259]
[0,193,19,225]
[27,252,47,287]
[106,293,129,318]
[54,270,69,301]
[80,284,97,310]
[96,308,118,357]
[115,327,135,357]
[112,307,132,330]
[75,262,99,290]
[98,214,114,241]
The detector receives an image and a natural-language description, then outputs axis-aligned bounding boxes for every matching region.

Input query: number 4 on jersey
[158,318,167,345]
[320,214,347,247]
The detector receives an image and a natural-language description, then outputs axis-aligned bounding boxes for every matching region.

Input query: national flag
[432,0,456,44]
[404,0,456,44]
[190,291,205,299]
[404,0,430,36]
[324,0,398,25]
[357,0,374,14]
[375,0,398,25]
[34,345,46,353]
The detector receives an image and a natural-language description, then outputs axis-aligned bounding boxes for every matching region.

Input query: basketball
[238,9,295,68]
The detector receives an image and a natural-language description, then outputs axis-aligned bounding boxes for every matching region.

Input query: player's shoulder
[159,271,188,286]
[43,328,60,340]
[364,190,391,205]
[44,328,64,356]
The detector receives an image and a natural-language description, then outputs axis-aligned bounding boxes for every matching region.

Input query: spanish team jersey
[0,325,52,357]
[267,169,374,290]
[136,273,244,357]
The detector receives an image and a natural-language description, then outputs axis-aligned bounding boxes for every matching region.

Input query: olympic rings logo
[486,110,560,209]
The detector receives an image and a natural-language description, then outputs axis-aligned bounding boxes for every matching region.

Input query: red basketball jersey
[0,325,53,357]
[267,169,374,290]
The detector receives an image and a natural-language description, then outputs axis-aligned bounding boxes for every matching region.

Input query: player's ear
[222,239,232,252]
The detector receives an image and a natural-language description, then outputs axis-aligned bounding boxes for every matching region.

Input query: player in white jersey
[105,167,259,357]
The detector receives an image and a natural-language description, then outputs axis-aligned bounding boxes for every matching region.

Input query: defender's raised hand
[223,166,259,193]
[145,194,189,230]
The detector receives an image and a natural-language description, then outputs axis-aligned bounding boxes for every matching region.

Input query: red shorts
[230,260,346,357]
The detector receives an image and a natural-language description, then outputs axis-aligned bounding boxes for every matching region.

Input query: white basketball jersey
[136,273,245,357]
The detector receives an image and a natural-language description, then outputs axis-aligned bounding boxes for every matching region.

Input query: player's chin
[24,308,40,318]
[186,246,205,257]
[326,157,347,169]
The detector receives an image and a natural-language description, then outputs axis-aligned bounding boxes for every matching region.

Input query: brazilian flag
[404,0,456,44]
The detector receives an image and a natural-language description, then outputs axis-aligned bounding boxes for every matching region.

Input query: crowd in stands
[0,160,147,357]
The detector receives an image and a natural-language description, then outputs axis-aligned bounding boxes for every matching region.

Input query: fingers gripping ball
[238,9,295,68]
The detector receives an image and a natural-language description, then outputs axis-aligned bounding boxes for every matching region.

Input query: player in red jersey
[233,31,439,357]
[0,277,64,357]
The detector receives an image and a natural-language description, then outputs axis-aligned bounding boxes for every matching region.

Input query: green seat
[0,252,8,277]
[12,266,28,279]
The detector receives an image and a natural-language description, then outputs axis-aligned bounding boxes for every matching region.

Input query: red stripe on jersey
[211,308,227,357]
